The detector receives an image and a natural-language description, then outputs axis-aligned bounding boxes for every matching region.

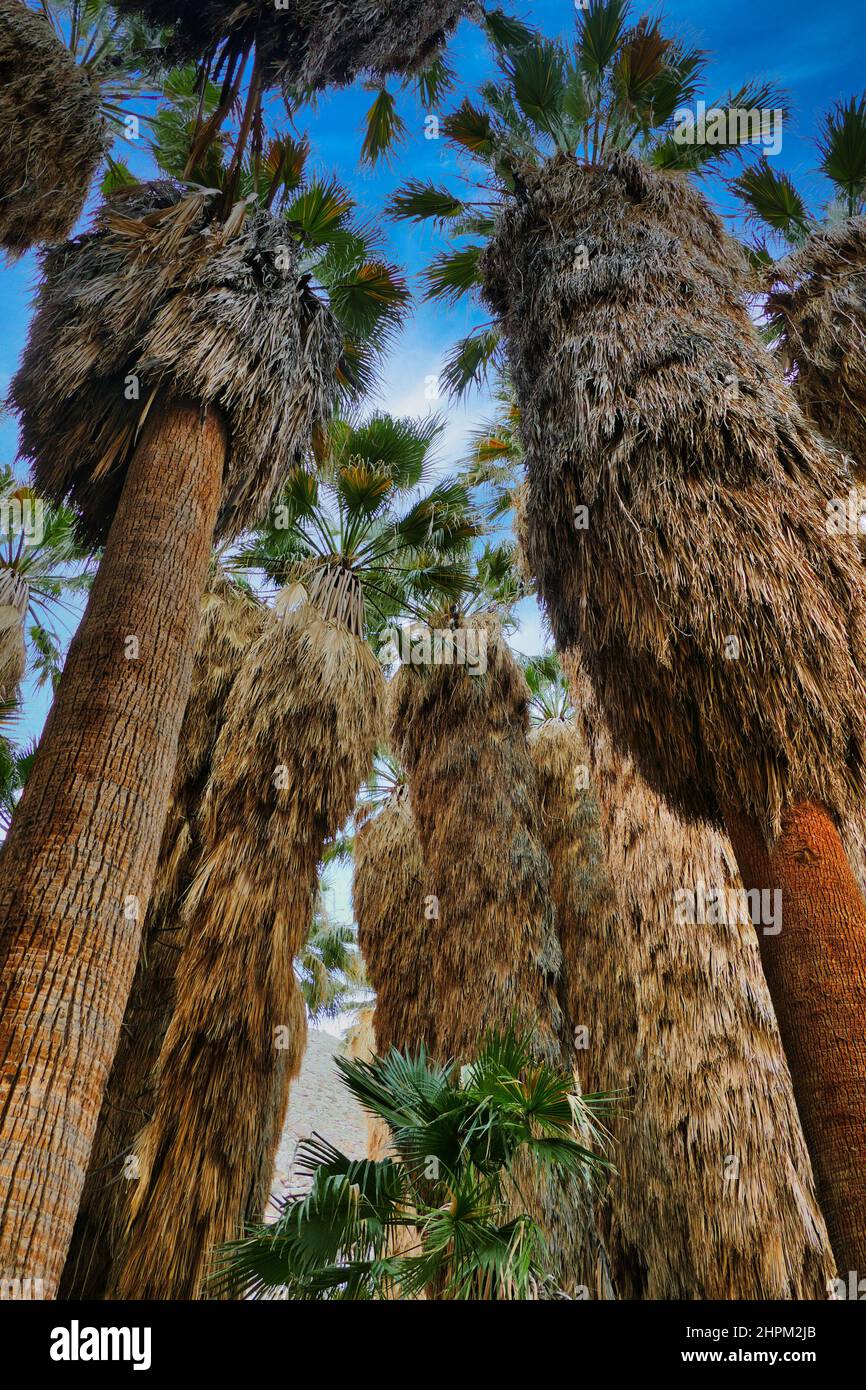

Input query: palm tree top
[386,0,786,395]
[231,413,483,644]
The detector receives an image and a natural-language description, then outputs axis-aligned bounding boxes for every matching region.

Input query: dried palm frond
[354,781,431,1057]
[390,612,611,1298]
[0,0,108,255]
[530,659,835,1299]
[60,568,264,1300]
[766,217,866,473]
[114,0,469,93]
[482,151,866,841]
[0,568,28,697]
[111,586,383,1299]
[11,181,341,545]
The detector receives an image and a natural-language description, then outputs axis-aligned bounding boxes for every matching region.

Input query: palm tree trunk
[722,799,866,1276]
[0,397,226,1296]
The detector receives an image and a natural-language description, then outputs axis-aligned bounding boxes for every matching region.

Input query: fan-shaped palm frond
[214,1030,612,1300]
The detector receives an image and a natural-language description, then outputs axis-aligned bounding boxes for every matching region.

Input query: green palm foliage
[0,470,96,691]
[39,0,166,133]
[733,94,866,248]
[214,1030,612,1300]
[296,895,368,1022]
[231,414,483,643]
[105,71,409,400]
[387,0,785,394]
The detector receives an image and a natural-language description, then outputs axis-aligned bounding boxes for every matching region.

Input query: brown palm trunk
[0,398,226,1296]
[723,799,866,1277]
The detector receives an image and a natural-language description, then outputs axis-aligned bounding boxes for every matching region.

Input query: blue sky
[1,0,863,845]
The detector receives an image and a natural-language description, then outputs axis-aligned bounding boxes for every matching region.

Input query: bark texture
[0,399,225,1295]
[724,800,866,1276]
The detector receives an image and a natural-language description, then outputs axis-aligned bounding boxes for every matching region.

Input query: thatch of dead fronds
[482,151,866,840]
[114,0,469,92]
[353,783,432,1056]
[550,649,835,1299]
[390,612,563,1065]
[766,217,866,473]
[390,613,612,1298]
[112,590,384,1299]
[60,569,264,1300]
[10,181,341,545]
[0,0,107,256]
[0,568,27,697]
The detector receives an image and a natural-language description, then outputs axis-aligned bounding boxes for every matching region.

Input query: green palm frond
[731,161,811,247]
[215,1030,614,1300]
[818,94,866,214]
[385,181,466,226]
[422,245,484,303]
[441,327,502,398]
[361,87,408,166]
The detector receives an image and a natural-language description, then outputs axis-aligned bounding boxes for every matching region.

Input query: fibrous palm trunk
[539,656,836,1298]
[0,398,225,1296]
[723,800,866,1276]
[354,784,432,1055]
[60,572,264,1299]
[483,151,866,1275]
[390,615,611,1298]
[110,588,383,1298]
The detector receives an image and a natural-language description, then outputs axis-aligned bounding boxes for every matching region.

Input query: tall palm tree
[390,605,612,1297]
[59,567,265,1299]
[0,0,164,255]
[66,415,480,1300]
[0,104,406,1290]
[732,96,866,470]
[479,140,866,1273]
[523,653,834,1297]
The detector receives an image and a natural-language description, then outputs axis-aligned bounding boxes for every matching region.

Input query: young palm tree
[524,653,834,1298]
[215,1032,611,1301]
[480,141,866,1273]
[0,109,405,1290]
[732,96,866,469]
[74,417,480,1300]
[0,0,163,254]
[353,753,431,1055]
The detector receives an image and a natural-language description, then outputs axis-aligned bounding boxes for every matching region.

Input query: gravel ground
[268,1026,368,1213]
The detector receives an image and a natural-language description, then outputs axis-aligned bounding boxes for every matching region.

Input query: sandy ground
[268,1026,368,1214]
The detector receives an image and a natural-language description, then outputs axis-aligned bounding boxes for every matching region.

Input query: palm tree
[296,895,368,1023]
[0,472,97,698]
[523,652,834,1298]
[386,0,782,393]
[353,753,431,1055]
[0,0,164,255]
[477,125,866,1274]
[59,567,265,1299]
[390,603,613,1296]
[732,96,866,470]
[214,1031,611,1300]
[0,99,406,1290]
[70,416,480,1300]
